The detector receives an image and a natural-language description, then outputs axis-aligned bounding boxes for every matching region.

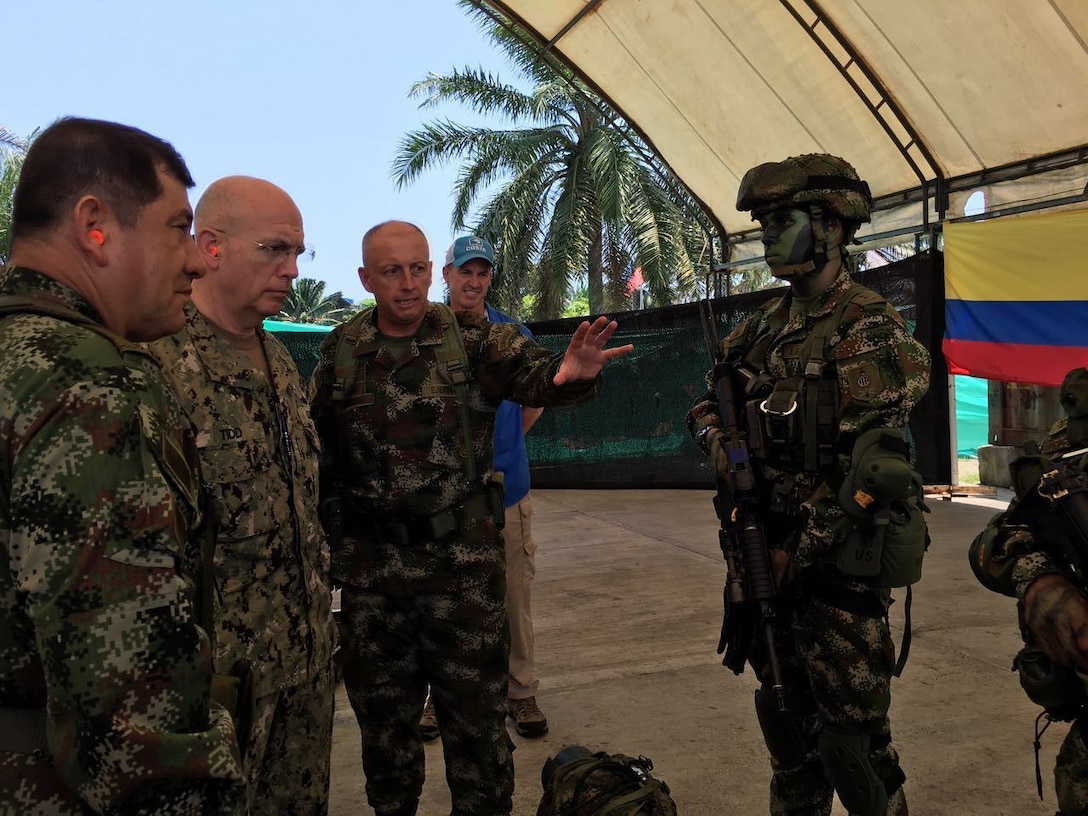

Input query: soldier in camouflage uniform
[309,220,632,816]
[0,117,244,814]
[686,154,930,816]
[149,176,336,815]
[970,367,1088,815]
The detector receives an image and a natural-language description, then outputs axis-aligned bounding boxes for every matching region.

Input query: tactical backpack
[537,748,678,816]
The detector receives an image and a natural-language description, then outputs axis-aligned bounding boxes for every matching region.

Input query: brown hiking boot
[419,695,439,742]
[507,696,549,737]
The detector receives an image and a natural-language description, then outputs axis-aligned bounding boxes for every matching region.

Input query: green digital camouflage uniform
[309,304,600,816]
[150,304,335,815]
[0,266,244,814]
[971,414,1088,814]
[687,264,931,816]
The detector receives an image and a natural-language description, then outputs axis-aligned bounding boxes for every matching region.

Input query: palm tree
[279,278,353,325]
[0,127,33,266]
[0,126,27,154]
[392,4,711,319]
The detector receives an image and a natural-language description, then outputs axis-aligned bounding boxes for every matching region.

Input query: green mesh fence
[264,320,332,383]
[522,251,948,488]
[270,251,950,489]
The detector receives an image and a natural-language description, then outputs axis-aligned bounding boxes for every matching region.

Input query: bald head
[357,220,432,337]
[361,220,427,269]
[192,175,306,334]
[195,175,300,234]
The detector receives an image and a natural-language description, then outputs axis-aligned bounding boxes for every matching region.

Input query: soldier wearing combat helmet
[687,153,930,816]
[969,367,1088,813]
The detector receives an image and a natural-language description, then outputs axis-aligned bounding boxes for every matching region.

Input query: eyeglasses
[252,240,316,264]
[209,227,316,264]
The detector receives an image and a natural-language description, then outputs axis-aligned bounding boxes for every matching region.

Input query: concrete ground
[329,487,1063,815]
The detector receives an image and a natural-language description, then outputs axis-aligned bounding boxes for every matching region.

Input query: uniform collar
[351,303,446,358]
[185,303,272,389]
[0,265,108,327]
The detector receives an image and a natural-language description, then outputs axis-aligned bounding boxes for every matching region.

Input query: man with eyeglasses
[148,175,335,815]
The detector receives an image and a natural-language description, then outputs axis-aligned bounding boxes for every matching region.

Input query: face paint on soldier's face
[758,207,815,279]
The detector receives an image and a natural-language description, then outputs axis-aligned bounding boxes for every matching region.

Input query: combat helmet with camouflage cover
[736,153,873,223]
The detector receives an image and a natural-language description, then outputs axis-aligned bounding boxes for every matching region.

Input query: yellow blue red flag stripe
[943,209,1088,386]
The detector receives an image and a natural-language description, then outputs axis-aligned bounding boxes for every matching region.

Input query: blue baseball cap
[445,235,495,268]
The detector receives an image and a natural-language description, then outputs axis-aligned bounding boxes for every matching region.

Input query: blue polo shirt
[486,304,533,507]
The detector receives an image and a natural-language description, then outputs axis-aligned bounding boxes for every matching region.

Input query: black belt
[0,706,47,754]
[354,491,495,547]
[798,568,887,619]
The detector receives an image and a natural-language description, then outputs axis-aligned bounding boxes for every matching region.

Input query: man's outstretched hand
[553,316,634,385]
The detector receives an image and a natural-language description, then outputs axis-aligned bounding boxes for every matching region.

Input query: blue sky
[4,0,516,302]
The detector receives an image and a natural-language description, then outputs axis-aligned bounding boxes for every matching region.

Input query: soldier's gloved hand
[1023,573,1088,669]
[706,428,730,478]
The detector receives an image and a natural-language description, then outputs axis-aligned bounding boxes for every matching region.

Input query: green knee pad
[817,725,887,816]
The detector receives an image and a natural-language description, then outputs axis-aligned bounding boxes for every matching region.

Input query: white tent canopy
[482,1,1088,262]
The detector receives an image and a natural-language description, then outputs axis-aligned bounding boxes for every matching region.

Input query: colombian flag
[943,208,1088,387]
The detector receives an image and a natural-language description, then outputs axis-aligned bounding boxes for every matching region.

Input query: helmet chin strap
[770,205,845,280]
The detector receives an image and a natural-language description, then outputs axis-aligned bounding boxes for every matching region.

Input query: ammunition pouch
[1015,645,1088,721]
[749,376,839,473]
[211,660,254,757]
[485,473,506,530]
[835,429,929,587]
[760,382,801,452]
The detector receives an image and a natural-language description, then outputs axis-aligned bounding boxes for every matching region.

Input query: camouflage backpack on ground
[537,747,678,816]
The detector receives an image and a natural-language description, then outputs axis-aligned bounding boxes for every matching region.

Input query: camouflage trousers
[749,576,907,816]
[244,663,335,815]
[338,570,514,816]
[1056,719,1088,815]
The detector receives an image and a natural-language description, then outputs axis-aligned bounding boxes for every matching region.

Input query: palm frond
[0,126,27,154]
[410,67,545,124]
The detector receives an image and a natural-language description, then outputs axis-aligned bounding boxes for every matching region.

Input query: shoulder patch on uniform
[840,359,885,402]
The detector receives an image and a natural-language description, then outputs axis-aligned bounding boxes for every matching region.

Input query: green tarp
[262,319,334,333]
[955,375,988,458]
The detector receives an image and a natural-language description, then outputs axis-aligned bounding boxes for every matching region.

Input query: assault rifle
[698,300,788,712]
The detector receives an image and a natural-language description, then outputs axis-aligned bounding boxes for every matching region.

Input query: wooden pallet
[923,484,999,500]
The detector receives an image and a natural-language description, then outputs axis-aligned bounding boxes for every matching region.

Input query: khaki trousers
[505,494,538,698]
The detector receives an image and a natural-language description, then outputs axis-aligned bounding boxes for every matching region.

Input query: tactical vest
[328,303,478,482]
[734,283,886,476]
